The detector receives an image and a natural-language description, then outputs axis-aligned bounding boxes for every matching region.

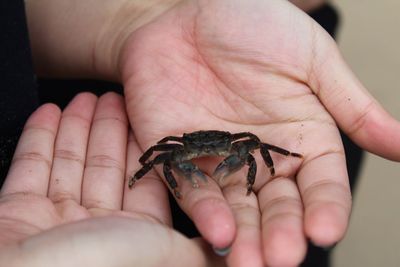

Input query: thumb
[0,217,220,267]
[308,28,400,161]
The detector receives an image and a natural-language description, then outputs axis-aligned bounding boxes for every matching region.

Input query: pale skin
[0,93,225,267]
[2,0,400,266]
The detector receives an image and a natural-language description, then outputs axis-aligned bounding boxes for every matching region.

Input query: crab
[128,130,302,198]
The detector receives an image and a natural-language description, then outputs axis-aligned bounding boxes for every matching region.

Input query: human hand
[118,0,400,266]
[0,93,223,267]
[24,0,400,265]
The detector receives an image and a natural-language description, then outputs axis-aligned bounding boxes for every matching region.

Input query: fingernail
[213,245,231,256]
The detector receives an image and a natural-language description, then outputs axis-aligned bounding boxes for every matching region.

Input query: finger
[309,33,400,160]
[48,93,97,209]
[128,135,235,247]
[123,131,172,225]
[222,186,263,267]
[163,168,236,249]
[297,151,352,247]
[82,92,129,210]
[258,177,307,267]
[1,104,61,196]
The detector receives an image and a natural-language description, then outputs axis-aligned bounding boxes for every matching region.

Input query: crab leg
[245,154,257,195]
[261,143,303,158]
[163,160,182,199]
[157,135,183,144]
[129,152,170,188]
[260,144,276,176]
[139,143,182,164]
[231,132,261,142]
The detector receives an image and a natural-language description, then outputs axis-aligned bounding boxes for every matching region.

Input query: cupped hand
[0,93,222,267]
[119,0,400,266]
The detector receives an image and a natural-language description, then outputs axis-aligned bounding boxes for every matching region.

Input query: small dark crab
[129,130,302,198]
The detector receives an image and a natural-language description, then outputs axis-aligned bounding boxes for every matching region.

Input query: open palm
[0,93,222,267]
[120,0,400,266]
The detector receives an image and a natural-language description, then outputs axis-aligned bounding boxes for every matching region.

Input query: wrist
[25,0,182,81]
[95,0,183,81]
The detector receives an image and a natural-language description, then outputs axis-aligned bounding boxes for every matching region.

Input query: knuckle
[86,154,123,173]
[53,149,84,166]
[12,151,51,168]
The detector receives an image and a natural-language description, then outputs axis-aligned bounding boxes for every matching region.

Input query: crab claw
[174,161,207,188]
[213,155,245,182]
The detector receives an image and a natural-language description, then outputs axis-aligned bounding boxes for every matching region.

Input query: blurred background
[332,1,400,266]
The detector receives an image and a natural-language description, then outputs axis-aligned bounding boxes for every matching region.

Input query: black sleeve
[0,0,39,183]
